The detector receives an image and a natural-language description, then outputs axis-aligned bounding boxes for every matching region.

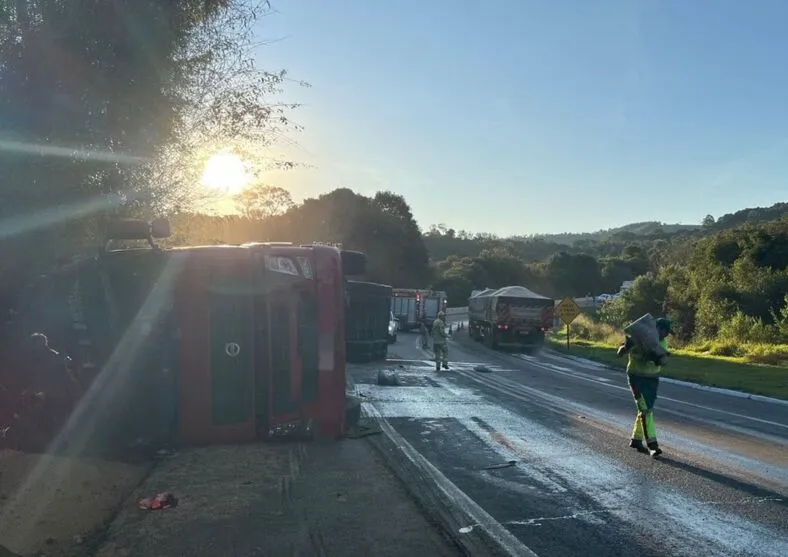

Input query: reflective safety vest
[627,337,668,377]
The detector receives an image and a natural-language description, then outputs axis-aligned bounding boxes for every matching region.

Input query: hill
[423,202,788,262]
[709,201,788,231]
[520,221,699,246]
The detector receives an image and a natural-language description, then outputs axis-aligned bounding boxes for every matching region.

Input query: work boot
[647,441,662,458]
[629,439,649,454]
[435,362,441,372]
[442,362,449,370]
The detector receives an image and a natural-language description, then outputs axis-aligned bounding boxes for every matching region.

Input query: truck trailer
[390,288,447,331]
[468,286,554,352]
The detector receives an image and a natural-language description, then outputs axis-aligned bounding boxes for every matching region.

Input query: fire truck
[1,219,365,453]
[390,288,447,331]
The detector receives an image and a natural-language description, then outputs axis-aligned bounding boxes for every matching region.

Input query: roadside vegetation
[549,315,788,400]
[541,217,788,398]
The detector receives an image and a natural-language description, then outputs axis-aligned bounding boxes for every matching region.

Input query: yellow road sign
[555,297,581,325]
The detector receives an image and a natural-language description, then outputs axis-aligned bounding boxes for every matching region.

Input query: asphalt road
[351,322,788,557]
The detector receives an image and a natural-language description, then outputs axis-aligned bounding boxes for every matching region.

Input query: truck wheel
[485,328,498,350]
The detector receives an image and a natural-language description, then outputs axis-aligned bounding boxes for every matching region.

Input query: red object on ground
[138,491,178,510]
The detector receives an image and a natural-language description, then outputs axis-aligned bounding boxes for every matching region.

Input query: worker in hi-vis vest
[617,317,673,458]
[432,311,449,371]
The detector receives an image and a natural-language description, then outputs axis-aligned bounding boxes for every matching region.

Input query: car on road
[388,312,398,344]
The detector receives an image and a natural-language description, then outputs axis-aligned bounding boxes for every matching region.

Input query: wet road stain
[470,416,526,457]
[349,353,788,557]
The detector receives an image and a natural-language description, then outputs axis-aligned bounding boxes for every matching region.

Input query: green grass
[547,331,788,400]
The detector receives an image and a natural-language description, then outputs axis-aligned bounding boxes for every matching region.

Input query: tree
[543,252,602,297]
[373,191,416,224]
[0,0,257,287]
[0,0,300,294]
[234,185,294,220]
[702,214,716,228]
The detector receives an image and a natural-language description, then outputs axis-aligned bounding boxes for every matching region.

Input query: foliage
[559,219,788,349]
[166,188,431,287]
[234,184,294,219]
[427,201,788,350]
[0,0,295,299]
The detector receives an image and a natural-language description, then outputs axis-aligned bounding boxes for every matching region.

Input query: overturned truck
[468,286,554,352]
[0,219,368,456]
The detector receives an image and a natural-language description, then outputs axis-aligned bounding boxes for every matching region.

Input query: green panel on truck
[209,270,254,426]
[298,292,320,403]
[270,302,296,415]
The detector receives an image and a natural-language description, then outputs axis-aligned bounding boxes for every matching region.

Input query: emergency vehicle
[390,288,447,331]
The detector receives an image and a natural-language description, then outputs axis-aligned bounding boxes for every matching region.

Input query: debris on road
[483,460,517,471]
[377,369,400,386]
[138,491,178,511]
[473,365,492,373]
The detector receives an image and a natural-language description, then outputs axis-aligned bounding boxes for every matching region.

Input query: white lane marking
[371,386,788,557]
[432,335,783,429]
[363,403,540,557]
[451,368,788,480]
[546,351,788,407]
[509,354,788,430]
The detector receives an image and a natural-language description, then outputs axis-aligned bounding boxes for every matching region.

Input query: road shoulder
[546,337,788,402]
[94,440,460,557]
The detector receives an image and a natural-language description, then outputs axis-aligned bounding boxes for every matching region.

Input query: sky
[253,0,788,236]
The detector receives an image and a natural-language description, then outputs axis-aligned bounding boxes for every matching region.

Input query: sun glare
[201,152,250,195]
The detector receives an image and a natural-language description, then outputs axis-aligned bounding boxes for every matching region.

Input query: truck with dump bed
[467,286,554,352]
[390,288,447,331]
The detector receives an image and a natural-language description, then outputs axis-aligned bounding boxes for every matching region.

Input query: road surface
[351,322,788,557]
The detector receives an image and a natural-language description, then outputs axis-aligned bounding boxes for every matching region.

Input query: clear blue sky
[255,0,788,236]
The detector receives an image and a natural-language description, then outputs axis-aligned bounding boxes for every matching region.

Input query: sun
[201,152,250,195]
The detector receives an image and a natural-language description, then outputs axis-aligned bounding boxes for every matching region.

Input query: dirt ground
[0,450,147,557]
[94,440,460,557]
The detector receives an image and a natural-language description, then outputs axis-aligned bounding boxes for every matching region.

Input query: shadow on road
[657,456,787,502]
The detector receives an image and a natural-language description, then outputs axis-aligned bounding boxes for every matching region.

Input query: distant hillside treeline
[423,201,788,261]
[2,187,786,350]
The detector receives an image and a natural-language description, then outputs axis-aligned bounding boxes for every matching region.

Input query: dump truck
[390,288,447,331]
[468,286,554,352]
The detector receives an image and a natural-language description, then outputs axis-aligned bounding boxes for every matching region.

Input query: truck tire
[484,327,498,350]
